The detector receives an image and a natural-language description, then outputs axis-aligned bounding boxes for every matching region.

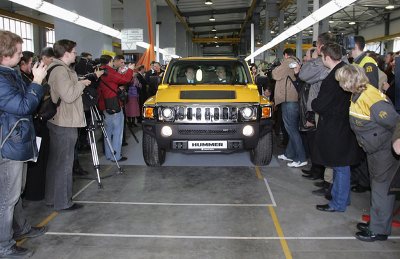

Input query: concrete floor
[20,128,400,259]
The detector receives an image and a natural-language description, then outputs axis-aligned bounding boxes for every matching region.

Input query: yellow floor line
[17,212,59,246]
[268,206,293,259]
[17,165,115,246]
[255,166,263,179]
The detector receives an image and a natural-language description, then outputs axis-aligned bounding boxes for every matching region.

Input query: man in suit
[216,66,227,82]
[184,67,195,83]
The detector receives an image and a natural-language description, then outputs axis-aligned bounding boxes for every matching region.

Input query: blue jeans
[0,159,30,255]
[329,166,351,211]
[104,110,124,161]
[281,102,306,162]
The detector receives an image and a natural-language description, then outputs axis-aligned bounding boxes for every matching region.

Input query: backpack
[36,65,62,121]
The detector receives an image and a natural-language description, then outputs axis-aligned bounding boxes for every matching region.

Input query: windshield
[164,60,251,85]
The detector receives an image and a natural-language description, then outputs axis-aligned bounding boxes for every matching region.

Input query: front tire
[250,131,273,166]
[142,132,165,166]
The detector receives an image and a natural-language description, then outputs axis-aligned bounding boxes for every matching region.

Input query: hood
[152,84,260,104]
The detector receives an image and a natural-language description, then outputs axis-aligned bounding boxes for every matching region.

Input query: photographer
[0,30,47,258]
[272,48,307,168]
[75,52,94,76]
[97,55,134,162]
[45,39,91,211]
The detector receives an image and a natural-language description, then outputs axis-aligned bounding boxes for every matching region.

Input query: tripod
[87,105,123,188]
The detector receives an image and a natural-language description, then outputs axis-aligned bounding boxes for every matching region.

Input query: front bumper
[142,119,273,152]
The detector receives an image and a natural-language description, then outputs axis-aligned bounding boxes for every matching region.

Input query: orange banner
[137,0,155,70]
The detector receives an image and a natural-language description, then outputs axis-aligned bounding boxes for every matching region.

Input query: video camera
[335,33,353,55]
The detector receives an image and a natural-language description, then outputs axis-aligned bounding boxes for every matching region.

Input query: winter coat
[391,122,400,193]
[353,52,379,89]
[0,66,43,161]
[97,65,133,111]
[311,61,362,167]
[298,57,329,112]
[272,57,299,106]
[349,84,399,154]
[47,59,87,128]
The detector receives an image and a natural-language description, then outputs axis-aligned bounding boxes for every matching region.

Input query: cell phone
[289,62,297,68]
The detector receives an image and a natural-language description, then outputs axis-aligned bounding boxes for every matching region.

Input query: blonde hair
[335,64,369,93]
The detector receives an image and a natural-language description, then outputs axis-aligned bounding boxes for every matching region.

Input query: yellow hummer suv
[142,57,273,166]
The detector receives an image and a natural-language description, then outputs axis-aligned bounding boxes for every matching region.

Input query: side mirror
[148,76,162,96]
[255,76,268,95]
[149,75,161,87]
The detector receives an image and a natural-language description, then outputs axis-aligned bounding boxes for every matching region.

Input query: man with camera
[272,48,307,168]
[0,30,48,258]
[45,39,92,211]
[97,55,134,162]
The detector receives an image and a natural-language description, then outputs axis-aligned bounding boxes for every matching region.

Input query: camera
[289,62,298,69]
[344,36,355,50]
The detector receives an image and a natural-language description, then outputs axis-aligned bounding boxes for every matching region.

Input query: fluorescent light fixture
[329,20,334,23]
[245,0,357,61]
[209,15,215,22]
[205,0,213,5]
[386,5,395,9]
[74,16,102,31]
[349,21,356,25]
[8,0,181,58]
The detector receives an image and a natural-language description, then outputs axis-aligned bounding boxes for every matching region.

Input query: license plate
[188,141,227,150]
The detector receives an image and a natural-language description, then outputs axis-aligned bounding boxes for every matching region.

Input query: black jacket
[311,61,362,167]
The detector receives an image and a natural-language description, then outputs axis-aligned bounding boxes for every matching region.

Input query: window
[365,42,380,53]
[393,38,400,52]
[46,29,55,47]
[0,16,34,51]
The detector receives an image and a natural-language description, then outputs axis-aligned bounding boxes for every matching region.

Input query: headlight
[241,107,254,120]
[161,107,174,120]
[242,125,254,136]
[161,126,173,137]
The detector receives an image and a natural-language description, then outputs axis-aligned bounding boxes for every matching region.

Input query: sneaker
[13,226,47,241]
[0,245,33,258]
[277,154,293,162]
[287,161,308,168]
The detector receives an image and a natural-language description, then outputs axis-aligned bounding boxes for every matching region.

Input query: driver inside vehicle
[215,65,227,83]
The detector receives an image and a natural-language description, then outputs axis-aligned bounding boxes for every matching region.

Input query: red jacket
[97,65,133,111]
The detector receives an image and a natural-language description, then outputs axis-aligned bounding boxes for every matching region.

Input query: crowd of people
[0,27,399,257]
[252,32,399,242]
[0,30,165,257]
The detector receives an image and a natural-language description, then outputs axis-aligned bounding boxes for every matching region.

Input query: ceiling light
[216,44,220,48]
[349,21,356,25]
[329,20,334,23]
[205,0,213,5]
[211,27,216,32]
[386,5,395,9]
[245,0,358,61]
[7,0,182,58]
[214,35,218,39]
[270,30,275,33]
[209,14,215,22]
